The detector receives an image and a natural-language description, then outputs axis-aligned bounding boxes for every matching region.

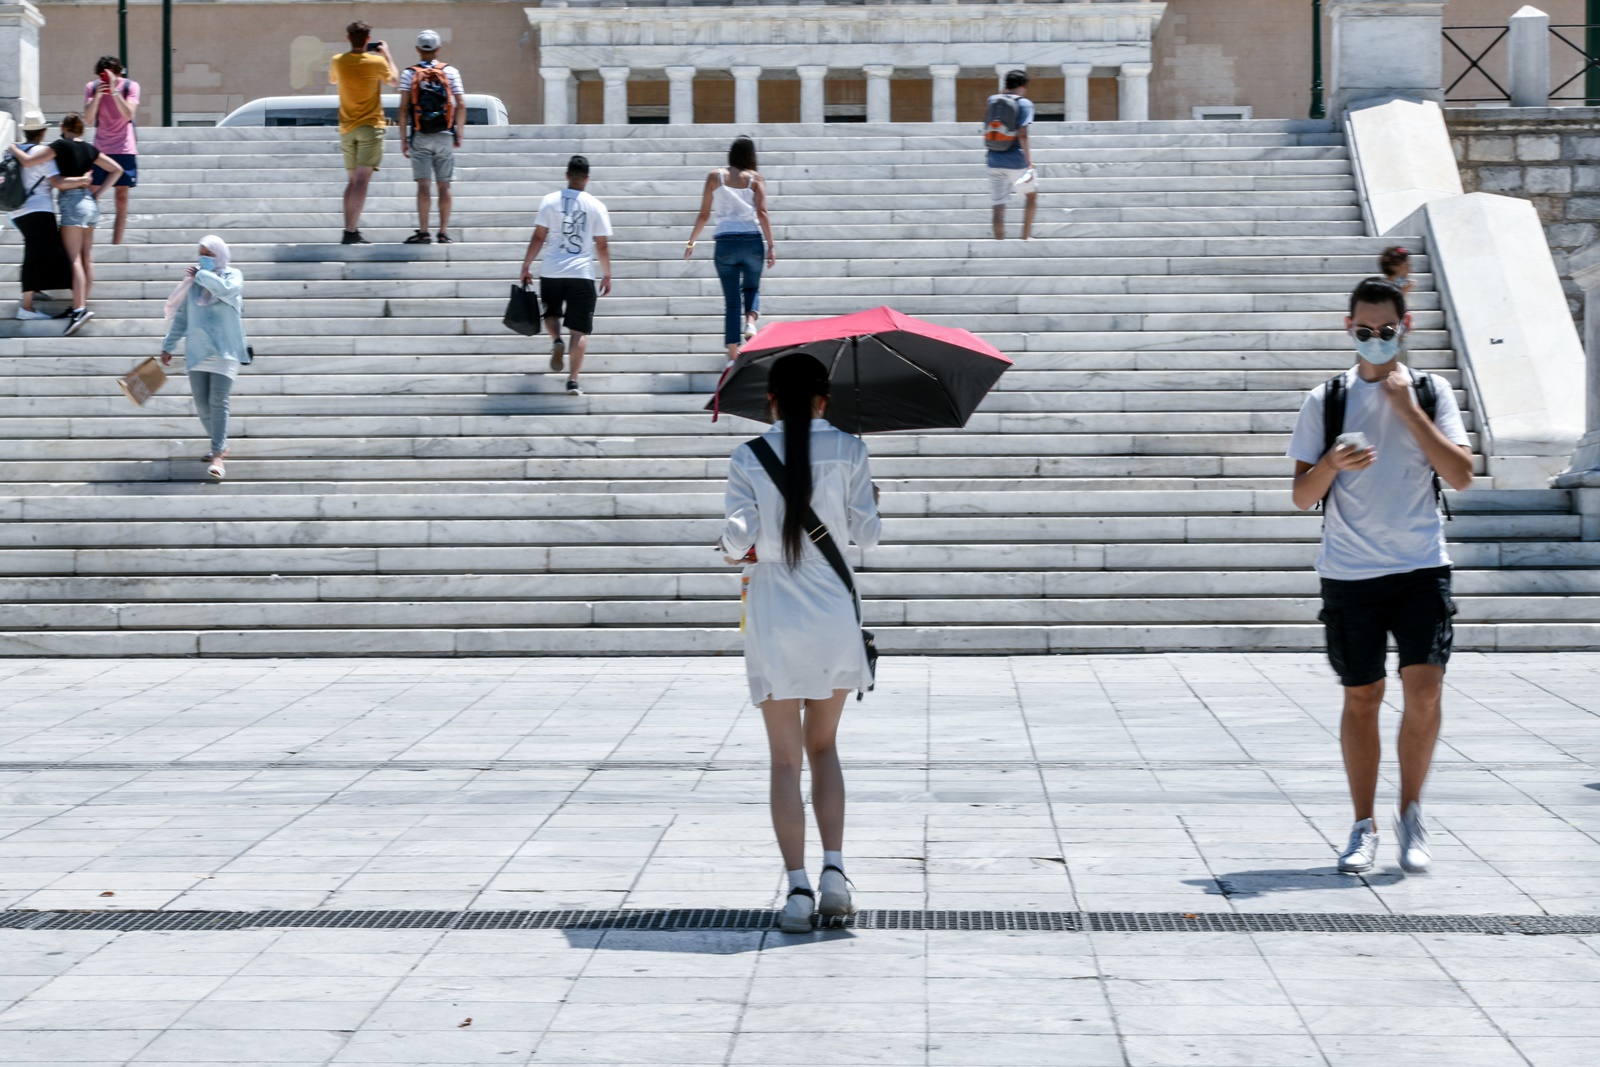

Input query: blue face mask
[1352,327,1404,364]
[197,255,216,271]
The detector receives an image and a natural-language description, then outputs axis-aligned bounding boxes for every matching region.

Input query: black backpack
[1322,366,1452,520]
[0,148,48,212]
[983,93,1023,150]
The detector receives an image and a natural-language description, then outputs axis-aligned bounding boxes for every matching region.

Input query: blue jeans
[189,371,234,456]
[714,233,764,345]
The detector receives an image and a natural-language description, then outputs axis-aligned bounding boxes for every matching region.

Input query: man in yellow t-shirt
[329,20,398,244]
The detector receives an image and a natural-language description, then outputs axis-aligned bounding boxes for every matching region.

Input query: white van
[217,94,509,128]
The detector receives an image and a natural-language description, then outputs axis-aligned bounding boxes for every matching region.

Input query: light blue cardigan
[160,267,251,370]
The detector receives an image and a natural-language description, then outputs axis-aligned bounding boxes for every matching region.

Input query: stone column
[864,65,894,123]
[1508,5,1551,108]
[541,66,573,126]
[0,1,45,121]
[929,64,959,123]
[599,67,630,126]
[732,65,762,125]
[1118,63,1151,121]
[665,65,696,125]
[1327,0,1446,114]
[1556,242,1600,513]
[1062,62,1092,122]
[797,65,828,125]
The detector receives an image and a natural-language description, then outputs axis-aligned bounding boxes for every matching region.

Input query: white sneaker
[1336,818,1379,873]
[777,887,815,933]
[818,865,854,917]
[1394,802,1432,873]
[14,308,51,321]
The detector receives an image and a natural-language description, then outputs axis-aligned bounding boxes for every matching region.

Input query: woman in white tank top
[685,136,777,362]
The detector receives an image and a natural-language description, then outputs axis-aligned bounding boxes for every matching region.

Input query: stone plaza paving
[0,652,1597,1065]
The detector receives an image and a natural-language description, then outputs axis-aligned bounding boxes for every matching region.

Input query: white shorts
[988,166,1037,205]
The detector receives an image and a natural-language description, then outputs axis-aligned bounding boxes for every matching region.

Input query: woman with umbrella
[719,352,881,933]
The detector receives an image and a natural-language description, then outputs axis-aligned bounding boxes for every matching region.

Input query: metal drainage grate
[3,909,1597,935]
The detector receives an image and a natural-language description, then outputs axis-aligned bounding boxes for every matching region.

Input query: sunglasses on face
[1348,324,1402,343]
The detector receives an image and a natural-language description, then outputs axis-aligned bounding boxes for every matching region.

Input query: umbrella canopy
[707,306,1012,433]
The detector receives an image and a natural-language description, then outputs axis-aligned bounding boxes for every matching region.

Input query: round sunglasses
[1348,324,1404,343]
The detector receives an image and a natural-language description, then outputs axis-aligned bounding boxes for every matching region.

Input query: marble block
[1345,96,1462,235]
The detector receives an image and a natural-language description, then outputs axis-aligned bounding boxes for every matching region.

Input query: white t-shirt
[1286,365,1470,582]
[535,188,612,281]
[8,143,58,221]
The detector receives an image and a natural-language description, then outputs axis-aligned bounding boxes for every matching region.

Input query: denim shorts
[91,153,138,189]
[57,187,100,228]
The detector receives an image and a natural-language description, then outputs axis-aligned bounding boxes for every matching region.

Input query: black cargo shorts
[1317,566,1457,688]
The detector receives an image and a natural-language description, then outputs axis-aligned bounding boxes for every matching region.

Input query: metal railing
[1443,24,1600,105]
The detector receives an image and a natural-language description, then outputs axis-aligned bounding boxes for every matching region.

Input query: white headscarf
[164,235,231,319]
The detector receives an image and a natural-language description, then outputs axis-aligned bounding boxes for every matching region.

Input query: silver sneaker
[777,887,814,933]
[1394,801,1432,873]
[818,865,854,917]
[1336,818,1379,873]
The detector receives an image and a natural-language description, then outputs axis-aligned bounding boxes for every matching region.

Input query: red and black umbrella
[707,306,1012,433]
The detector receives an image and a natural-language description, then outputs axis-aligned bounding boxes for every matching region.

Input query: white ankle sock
[823,850,843,875]
[787,868,811,892]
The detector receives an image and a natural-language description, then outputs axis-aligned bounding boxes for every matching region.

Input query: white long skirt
[742,557,871,705]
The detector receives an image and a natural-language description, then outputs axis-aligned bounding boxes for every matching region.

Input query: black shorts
[539,277,598,336]
[91,152,137,188]
[1318,566,1457,688]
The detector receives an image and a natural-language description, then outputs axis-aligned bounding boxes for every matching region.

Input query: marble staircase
[0,121,1592,656]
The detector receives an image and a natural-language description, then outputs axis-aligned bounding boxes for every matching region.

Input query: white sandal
[206,458,226,480]
[777,886,815,933]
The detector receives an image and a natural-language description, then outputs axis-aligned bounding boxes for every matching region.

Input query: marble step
[0,512,1563,550]
[0,453,1464,481]
[8,592,1598,632]
[5,567,1590,603]
[7,620,1600,657]
[6,539,1590,578]
[0,363,1457,391]
[138,145,1350,170]
[8,485,1512,521]
[1,274,1425,303]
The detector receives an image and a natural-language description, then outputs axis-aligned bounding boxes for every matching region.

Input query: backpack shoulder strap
[1322,370,1349,459]
[1404,366,1453,520]
[745,437,861,623]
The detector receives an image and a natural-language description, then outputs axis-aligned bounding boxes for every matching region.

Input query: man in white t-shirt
[1287,277,1473,877]
[519,155,613,396]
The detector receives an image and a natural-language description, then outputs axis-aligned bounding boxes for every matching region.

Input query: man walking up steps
[1287,277,1473,876]
[519,155,613,397]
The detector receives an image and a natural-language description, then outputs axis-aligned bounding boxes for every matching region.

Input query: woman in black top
[9,113,122,334]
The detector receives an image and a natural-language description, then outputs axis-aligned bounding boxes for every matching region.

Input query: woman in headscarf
[158,235,249,480]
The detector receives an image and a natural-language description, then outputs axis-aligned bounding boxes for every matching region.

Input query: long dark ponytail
[767,353,830,567]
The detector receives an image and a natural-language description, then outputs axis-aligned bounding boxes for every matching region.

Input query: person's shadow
[1182,868,1404,898]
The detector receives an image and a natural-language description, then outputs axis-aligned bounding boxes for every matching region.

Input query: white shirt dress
[720,419,882,705]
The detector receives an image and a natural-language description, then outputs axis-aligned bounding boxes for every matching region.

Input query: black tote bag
[503,283,542,336]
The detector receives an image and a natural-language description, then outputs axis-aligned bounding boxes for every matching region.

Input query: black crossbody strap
[745,437,861,624]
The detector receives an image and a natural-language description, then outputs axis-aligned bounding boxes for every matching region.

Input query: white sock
[786,868,811,892]
[823,850,844,875]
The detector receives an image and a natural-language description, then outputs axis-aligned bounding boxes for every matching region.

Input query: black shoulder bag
[746,437,877,700]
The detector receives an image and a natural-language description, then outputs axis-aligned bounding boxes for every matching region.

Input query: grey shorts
[409,131,456,183]
[57,187,100,228]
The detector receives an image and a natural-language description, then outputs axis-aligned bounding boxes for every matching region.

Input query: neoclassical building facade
[529,2,1164,125]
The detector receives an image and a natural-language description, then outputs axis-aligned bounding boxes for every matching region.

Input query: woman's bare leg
[81,226,96,304]
[760,697,806,872]
[803,690,850,851]
[59,227,87,308]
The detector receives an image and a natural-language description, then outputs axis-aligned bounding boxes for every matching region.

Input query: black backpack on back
[1321,366,1452,519]
[0,149,48,212]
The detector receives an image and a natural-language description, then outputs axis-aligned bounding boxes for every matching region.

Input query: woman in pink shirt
[83,56,139,246]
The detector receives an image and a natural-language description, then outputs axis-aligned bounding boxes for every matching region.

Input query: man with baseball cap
[398,29,466,244]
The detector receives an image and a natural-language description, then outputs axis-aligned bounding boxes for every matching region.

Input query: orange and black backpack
[983,93,1023,150]
[409,61,456,135]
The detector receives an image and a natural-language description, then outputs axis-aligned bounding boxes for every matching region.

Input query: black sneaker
[566,380,583,397]
[341,230,370,245]
[63,308,94,336]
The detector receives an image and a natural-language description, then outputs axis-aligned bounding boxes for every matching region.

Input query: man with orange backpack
[984,69,1037,241]
[399,30,466,244]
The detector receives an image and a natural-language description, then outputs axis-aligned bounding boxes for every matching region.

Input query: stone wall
[1447,107,1600,334]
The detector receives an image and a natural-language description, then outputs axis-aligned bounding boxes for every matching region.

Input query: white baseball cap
[416,30,441,51]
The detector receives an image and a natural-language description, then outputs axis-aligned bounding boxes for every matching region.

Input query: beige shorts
[340,124,385,171]
[988,166,1037,205]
